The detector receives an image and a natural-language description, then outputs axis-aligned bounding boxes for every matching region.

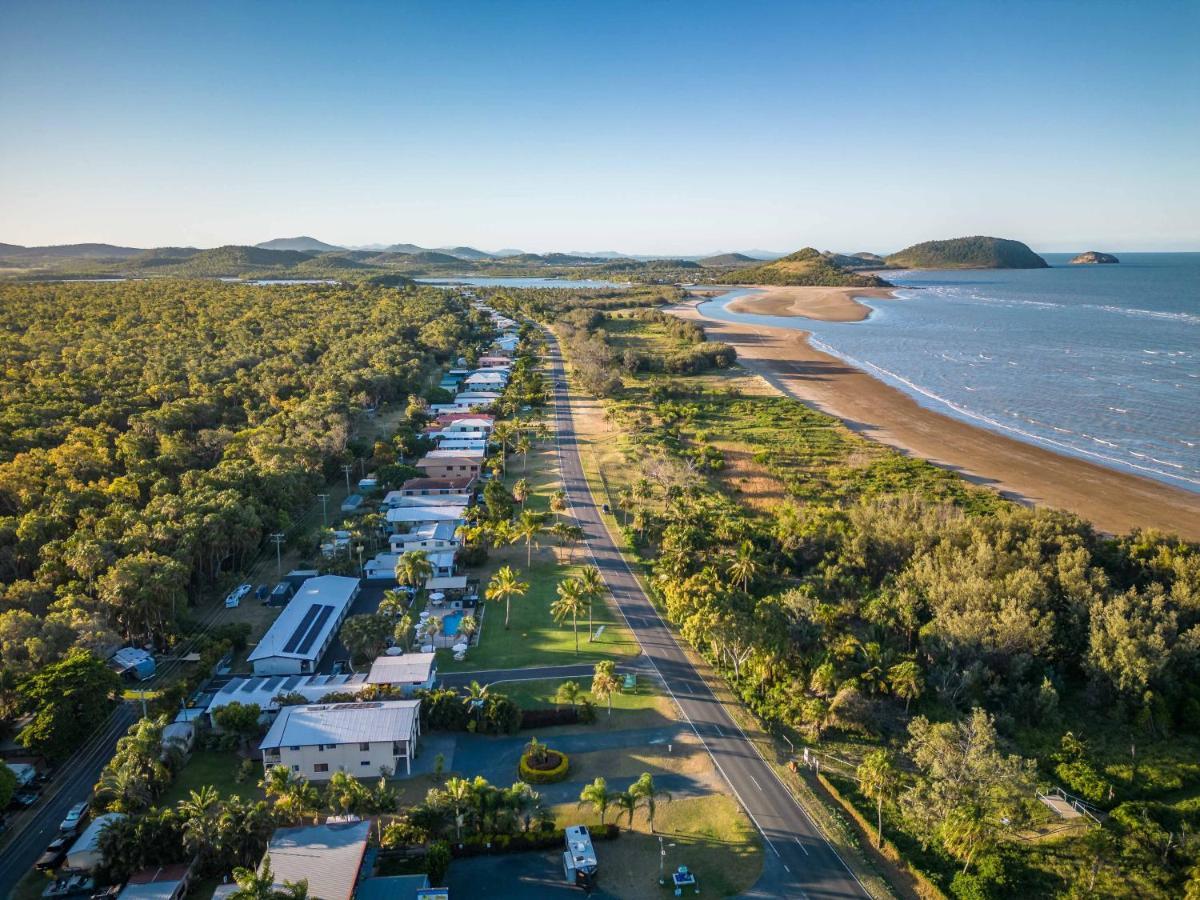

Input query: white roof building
[365,653,437,694]
[207,672,369,723]
[382,490,473,510]
[260,700,422,776]
[385,505,467,528]
[364,550,455,581]
[247,576,360,675]
[264,820,371,900]
[67,813,126,871]
[425,448,486,460]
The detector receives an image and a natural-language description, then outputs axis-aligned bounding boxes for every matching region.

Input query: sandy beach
[671,297,1200,540]
[724,284,898,322]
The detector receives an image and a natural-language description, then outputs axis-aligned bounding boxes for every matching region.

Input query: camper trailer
[562,824,598,889]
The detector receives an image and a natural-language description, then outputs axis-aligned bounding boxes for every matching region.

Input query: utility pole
[342,463,353,494]
[317,494,329,528]
[270,533,285,575]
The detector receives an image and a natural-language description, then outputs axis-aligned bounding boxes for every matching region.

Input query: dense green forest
[885,237,1049,269]
[486,292,1200,899]
[0,280,484,748]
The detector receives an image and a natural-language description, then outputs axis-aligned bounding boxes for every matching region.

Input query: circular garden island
[519,737,569,784]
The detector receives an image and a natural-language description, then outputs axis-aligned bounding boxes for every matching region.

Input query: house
[414,453,482,481]
[320,529,352,558]
[452,391,501,403]
[263,820,371,900]
[357,475,378,492]
[67,813,126,871]
[435,439,487,453]
[340,494,366,515]
[434,413,494,432]
[260,700,422,777]
[355,875,433,900]
[206,673,368,726]
[365,653,437,695]
[493,335,519,353]
[109,647,156,681]
[396,476,476,497]
[382,489,473,510]
[462,371,507,389]
[477,355,510,367]
[431,430,489,444]
[389,522,460,555]
[161,722,196,756]
[247,576,360,675]
[116,863,193,900]
[385,505,466,533]
[365,549,455,581]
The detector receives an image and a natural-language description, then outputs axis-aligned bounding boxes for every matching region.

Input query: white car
[60,802,88,833]
[224,583,252,608]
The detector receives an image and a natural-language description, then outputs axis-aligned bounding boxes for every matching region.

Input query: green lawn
[550,795,763,898]
[159,750,263,806]
[494,676,660,713]
[438,557,640,672]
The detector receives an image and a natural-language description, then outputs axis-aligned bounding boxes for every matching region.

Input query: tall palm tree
[856,750,900,849]
[555,680,582,709]
[444,776,474,840]
[591,660,621,716]
[551,578,588,654]
[889,660,924,712]
[394,550,433,596]
[516,434,532,471]
[229,856,277,900]
[462,680,490,727]
[576,565,605,642]
[378,589,408,619]
[512,478,529,506]
[549,489,568,521]
[178,785,220,863]
[486,565,529,630]
[509,511,547,567]
[614,791,638,829]
[393,613,414,650]
[726,539,760,592]
[630,773,672,834]
[578,777,615,827]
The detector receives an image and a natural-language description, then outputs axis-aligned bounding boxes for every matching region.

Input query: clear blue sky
[2,0,1197,253]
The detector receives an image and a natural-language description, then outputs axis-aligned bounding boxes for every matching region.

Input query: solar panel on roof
[282,604,323,653]
[282,676,302,689]
[295,605,334,655]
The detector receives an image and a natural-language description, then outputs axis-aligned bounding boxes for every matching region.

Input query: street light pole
[342,463,353,494]
[317,494,329,528]
[270,532,285,575]
[658,837,675,885]
[356,544,364,578]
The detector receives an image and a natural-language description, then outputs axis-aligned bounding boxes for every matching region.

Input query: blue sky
[1,1,1197,253]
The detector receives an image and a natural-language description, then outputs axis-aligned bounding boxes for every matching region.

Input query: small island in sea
[1070,250,1120,264]
[885,235,1048,269]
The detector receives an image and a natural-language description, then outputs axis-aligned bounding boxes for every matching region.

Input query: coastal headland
[670,295,1200,540]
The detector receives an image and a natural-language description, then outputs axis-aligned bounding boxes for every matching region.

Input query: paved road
[543,332,869,899]
[0,703,137,899]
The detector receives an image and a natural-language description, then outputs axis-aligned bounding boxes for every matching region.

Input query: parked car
[35,835,70,871]
[224,582,252,608]
[60,801,89,833]
[11,787,41,808]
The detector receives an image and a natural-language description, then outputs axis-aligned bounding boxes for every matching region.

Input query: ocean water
[697,253,1200,492]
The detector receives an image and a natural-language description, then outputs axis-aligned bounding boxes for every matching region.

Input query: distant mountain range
[255,236,343,253]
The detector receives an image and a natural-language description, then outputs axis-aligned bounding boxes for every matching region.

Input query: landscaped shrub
[519,737,570,783]
[448,823,619,858]
[519,706,579,729]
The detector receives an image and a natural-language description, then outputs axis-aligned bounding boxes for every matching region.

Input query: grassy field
[438,421,640,673]
[159,750,263,805]
[550,794,763,898]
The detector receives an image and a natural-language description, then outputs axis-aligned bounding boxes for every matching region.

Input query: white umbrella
[452,642,468,652]
[429,592,446,601]
[385,646,403,656]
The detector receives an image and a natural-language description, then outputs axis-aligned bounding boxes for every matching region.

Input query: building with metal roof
[206,672,369,726]
[264,820,370,900]
[365,653,437,694]
[260,699,422,777]
[247,576,360,675]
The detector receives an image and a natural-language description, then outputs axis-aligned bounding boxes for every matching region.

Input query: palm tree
[549,489,568,521]
[325,771,369,816]
[941,803,992,874]
[510,510,547,567]
[394,550,433,597]
[456,614,478,644]
[516,434,532,471]
[229,856,278,900]
[578,777,615,826]
[393,613,413,650]
[614,791,638,829]
[551,578,588,654]
[889,660,924,712]
[577,565,605,642]
[630,773,672,834]
[591,660,621,716]
[444,776,474,840]
[726,539,760,592]
[378,589,408,619]
[177,785,220,863]
[856,750,900,849]
[462,680,490,727]
[423,614,444,644]
[512,478,529,506]
[486,565,529,630]
[555,680,582,709]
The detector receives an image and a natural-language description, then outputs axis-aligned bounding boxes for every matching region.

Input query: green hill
[255,235,343,252]
[886,236,1048,269]
[714,247,892,287]
[125,245,316,276]
[698,252,757,267]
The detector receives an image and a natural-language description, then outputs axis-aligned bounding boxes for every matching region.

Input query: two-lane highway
[543,330,870,899]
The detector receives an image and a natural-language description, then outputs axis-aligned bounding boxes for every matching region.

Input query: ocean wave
[807,337,1200,489]
[917,285,1200,326]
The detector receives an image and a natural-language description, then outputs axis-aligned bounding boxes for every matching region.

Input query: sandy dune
[724,284,898,322]
[671,298,1200,540]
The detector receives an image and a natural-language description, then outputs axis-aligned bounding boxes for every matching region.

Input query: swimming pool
[441,613,463,636]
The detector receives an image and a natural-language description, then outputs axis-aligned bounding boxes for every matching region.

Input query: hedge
[519,707,579,729]
[519,750,570,784]
[450,823,619,858]
[812,771,947,900]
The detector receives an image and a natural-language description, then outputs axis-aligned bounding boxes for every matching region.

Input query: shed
[109,647,156,681]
